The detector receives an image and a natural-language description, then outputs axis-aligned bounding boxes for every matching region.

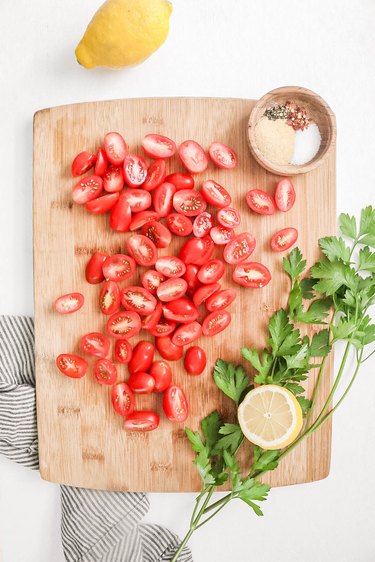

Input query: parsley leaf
[213,423,243,455]
[358,206,375,247]
[331,317,358,341]
[339,213,357,239]
[359,247,375,273]
[213,359,249,404]
[185,428,205,453]
[201,411,221,454]
[241,347,273,384]
[296,396,312,416]
[194,448,216,485]
[268,309,301,357]
[311,260,358,295]
[252,447,280,472]
[300,277,316,299]
[295,298,332,324]
[310,329,332,357]
[319,236,351,263]
[237,479,271,516]
[223,450,242,491]
[283,248,306,281]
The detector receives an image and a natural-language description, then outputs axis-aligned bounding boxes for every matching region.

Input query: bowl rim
[247,86,337,176]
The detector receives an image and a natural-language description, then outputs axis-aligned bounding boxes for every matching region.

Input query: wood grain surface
[33,97,335,492]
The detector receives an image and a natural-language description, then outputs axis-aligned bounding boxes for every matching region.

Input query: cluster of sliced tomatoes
[56,131,298,431]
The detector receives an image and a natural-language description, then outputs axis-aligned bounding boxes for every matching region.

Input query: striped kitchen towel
[0,315,192,562]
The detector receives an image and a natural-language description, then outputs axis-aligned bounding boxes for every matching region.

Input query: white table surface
[1,0,375,560]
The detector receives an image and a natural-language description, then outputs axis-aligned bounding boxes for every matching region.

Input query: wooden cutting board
[33,97,335,492]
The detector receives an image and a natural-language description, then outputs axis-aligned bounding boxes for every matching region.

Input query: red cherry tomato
[123,154,147,188]
[81,332,110,359]
[157,278,188,302]
[142,133,176,159]
[110,194,131,232]
[121,286,157,316]
[233,262,271,288]
[106,311,142,339]
[104,132,128,166]
[173,189,207,217]
[274,179,296,212]
[149,361,172,392]
[94,147,108,176]
[165,173,194,191]
[72,175,103,204]
[148,318,176,337]
[202,310,231,336]
[210,226,234,245]
[86,192,119,214]
[246,189,276,215]
[179,235,215,266]
[153,182,176,217]
[85,252,108,284]
[163,385,189,422]
[123,411,160,431]
[129,210,159,232]
[206,288,237,311]
[126,235,157,267]
[172,321,202,346]
[122,189,152,212]
[193,212,213,238]
[143,159,167,192]
[141,270,165,294]
[142,221,172,249]
[197,260,225,284]
[208,142,238,170]
[114,339,133,364]
[103,165,124,193]
[72,151,96,177]
[183,264,202,295]
[94,358,118,386]
[99,281,121,315]
[224,232,256,265]
[271,228,298,252]
[54,293,84,314]
[166,213,193,236]
[184,346,206,375]
[202,180,231,208]
[217,207,241,229]
[178,140,208,174]
[163,297,199,323]
[102,254,136,282]
[142,302,163,330]
[156,335,184,361]
[128,372,155,394]
[193,283,220,307]
[56,354,88,378]
[111,382,134,416]
[155,256,186,278]
[128,341,155,375]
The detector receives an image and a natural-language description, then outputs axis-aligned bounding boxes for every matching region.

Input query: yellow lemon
[238,384,303,450]
[76,0,173,69]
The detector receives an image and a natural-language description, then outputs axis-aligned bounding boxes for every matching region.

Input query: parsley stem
[190,487,208,527]
[195,495,232,529]
[305,353,329,428]
[202,493,232,515]
[361,347,375,363]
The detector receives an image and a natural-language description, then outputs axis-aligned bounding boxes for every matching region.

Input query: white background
[1,0,375,561]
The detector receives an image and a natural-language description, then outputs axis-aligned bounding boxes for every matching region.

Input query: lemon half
[238,384,303,450]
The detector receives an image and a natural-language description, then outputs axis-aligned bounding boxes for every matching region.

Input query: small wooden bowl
[247,86,336,176]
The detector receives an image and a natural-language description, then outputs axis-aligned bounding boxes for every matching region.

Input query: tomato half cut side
[86,192,119,214]
[156,336,184,361]
[94,147,108,176]
[121,286,157,316]
[72,175,103,204]
[202,310,231,337]
[126,235,158,267]
[56,354,88,378]
[102,254,136,282]
[141,270,165,294]
[114,339,133,364]
[81,332,110,359]
[54,293,84,314]
[128,341,155,375]
[208,142,238,170]
[157,278,188,302]
[165,173,194,191]
[178,140,208,174]
[274,178,296,212]
[106,311,142,339]
[217,207,241,229]
[142,221,172,249]
[163,297,199,323]
[153,182,176,217]
[193,212,213,238]
[173,189,207,217]
[224,232,256,265]
[179,235,215,266]
[86,252,108,284]
[246,189,276,215]
[155,256,186,278]
[163,385,189,422]
[110,194,132,232]
[183,264,202,295]
[103,165,124,193]
[72,151,96,177]
[149,361,172,392]
[172,321,202,346]
[128,372,155,394]
[142,159,167,192]
[206,288,237,311]
[166,213,193,237]
[271,228,298,252]
[99,281,121,315]
[148,318,176,337]
[123,189,152,212]
[94,359,118,386]
[202,180,231,208]
[184,346,207,375]
[129,210,159,232]
[142,133,176,159]
[123,154,147,188]
[123,411,160,431]
[197,260,225,284]
[142,302,163,330]
[233,262,271,288]
[111,382,135,416]
[210,226,234,245]
[193,283,221,307]
[104,132,128,166]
